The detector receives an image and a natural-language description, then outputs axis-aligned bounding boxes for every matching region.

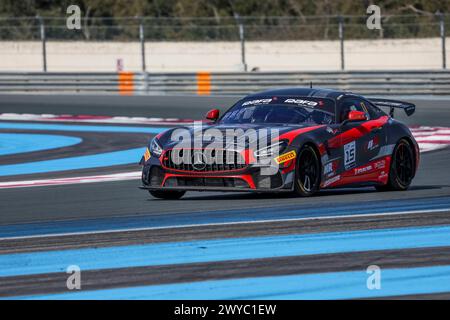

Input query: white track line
[0,113,193,125]
[1,207,449,241]
[0,171,141,189]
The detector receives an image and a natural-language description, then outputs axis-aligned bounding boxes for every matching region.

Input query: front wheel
[376,139,415,192]
[149,190,186,200]
[293,145,321,197]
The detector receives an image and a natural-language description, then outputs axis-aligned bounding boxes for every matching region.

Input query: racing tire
[376,139,415,192]
[149,190,186,200]
[293,145,321,197]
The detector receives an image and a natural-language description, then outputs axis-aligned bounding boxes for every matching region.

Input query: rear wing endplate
[368,98,416,117]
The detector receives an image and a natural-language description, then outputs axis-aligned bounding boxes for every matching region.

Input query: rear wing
[368,98,416,117]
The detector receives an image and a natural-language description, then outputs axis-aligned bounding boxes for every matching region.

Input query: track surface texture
[0,93,449,300]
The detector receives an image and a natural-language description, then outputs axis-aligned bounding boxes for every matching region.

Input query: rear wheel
[376,139,414,192]
[294,145,321,197]
[149,190,185,200]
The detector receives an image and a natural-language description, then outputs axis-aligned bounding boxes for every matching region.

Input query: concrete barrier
[0,38,449,72]
[0,70,450,95]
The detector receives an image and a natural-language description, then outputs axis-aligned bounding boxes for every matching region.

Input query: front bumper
[139,185,292,193]
[141,163,294,192]
[140,146,297,192]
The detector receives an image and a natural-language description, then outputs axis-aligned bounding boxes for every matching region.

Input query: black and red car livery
[140,88,419,199]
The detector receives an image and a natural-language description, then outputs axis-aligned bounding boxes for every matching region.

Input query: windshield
[220,96,336,125]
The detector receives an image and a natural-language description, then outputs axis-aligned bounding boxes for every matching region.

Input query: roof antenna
[310,81,313,89]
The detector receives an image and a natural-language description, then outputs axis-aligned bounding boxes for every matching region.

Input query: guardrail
[1,71,450,95]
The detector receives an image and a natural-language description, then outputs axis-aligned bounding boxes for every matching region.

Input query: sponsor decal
[275,150,297,164]
[405,105,415,113]
[284,99,318,107]
[242,98,272,106]
[326,126,338,135]
[379,171,388,179]
[374,159,386,170]
[366,136,380,151]
[324,162,333,175]
[344,141,356,170]
[355,165,373,175]
[324,159,339,178]
[143,148,151,162]
[323,175,341,187]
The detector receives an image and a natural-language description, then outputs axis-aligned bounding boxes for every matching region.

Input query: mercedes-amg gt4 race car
[140,88,419,199]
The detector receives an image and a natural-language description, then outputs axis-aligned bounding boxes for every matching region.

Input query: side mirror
[347,110,367,122]
[206,109,220,121]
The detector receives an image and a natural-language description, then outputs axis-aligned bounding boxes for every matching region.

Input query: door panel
[321,97,389,188]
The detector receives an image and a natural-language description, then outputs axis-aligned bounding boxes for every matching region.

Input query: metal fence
[0,14,449,72]
[1,71,450,95]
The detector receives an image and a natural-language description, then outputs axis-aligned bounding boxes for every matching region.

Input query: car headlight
[150,138,163,157]
[254,140,288,158]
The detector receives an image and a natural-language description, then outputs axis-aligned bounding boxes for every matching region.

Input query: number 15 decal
[344,141,356,169]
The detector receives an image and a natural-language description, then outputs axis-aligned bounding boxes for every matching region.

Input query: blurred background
[1,0,449,71]
[0,0,449,95]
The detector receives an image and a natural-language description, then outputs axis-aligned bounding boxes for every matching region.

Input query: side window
[339,98,370,123]
[363,100,387,119]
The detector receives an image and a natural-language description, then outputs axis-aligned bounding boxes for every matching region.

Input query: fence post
[339,15,345,70]
[439,13,446,69]
[139,20,146,72]
[38,16,47,72]
[235,14,247,72]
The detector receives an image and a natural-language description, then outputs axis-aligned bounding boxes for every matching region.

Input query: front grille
[162,149,247,172]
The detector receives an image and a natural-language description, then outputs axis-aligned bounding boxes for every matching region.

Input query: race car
[140,88,419,199]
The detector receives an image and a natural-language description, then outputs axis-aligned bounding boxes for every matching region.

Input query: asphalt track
[1,93,450,125]
[0,94,450,299]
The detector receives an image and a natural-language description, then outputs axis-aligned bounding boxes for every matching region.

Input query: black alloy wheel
[376,139,415,191]
[294,145,321,196]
